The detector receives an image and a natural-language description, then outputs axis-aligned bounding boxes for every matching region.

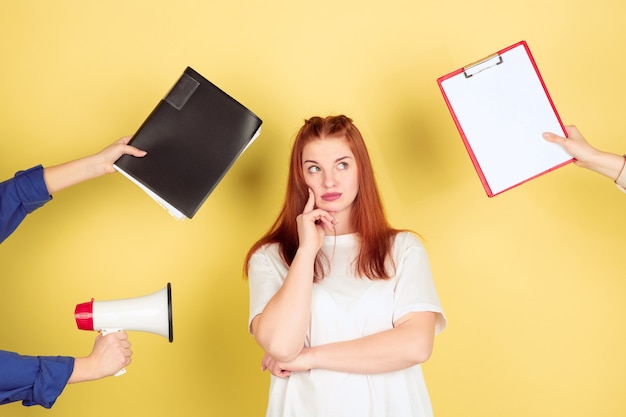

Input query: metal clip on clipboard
[463,53,503,78]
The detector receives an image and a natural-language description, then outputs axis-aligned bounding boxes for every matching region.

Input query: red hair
[244,115,402,281]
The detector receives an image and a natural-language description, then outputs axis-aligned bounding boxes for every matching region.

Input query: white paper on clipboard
[437,41,573,197]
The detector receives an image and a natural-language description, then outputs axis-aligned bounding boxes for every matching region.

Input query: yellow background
[1,1,625,416]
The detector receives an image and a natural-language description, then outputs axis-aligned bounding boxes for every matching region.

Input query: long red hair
[244,115,401,281]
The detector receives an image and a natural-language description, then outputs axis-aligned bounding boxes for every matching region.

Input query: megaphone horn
[74,283,173,342]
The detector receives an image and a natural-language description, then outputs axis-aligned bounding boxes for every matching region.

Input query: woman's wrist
[579,151,625,181]
[615,155,626,187]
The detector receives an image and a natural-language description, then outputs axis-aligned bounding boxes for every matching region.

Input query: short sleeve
[247,245,288,333]
[392,233,447,335]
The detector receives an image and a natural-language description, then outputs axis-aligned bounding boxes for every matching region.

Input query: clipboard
[437,40,573,197]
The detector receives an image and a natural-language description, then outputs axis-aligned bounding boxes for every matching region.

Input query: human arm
[0,332,131,408]
[250,246,316,362]
[43,136,146,194]
[250,189,336,362]
[543,125,626,188]
[0,351,73,408]
[262,232,446,377]
[0,137,145,244]
[262,311,436,377]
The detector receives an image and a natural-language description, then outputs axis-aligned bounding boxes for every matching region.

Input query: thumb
[542,131,564,144]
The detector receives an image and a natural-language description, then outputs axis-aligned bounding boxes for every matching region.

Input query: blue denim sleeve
[0,165,51,243]
[0,350,74,408]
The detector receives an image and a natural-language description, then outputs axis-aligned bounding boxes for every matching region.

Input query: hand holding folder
[437,41,573,197]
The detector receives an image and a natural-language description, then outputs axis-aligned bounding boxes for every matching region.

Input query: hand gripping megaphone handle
[101,328,127,377]
[74,283,173,379]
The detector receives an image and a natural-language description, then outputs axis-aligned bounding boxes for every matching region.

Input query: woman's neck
[330,210,354,235]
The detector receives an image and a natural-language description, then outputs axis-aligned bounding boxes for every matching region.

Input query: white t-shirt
[248,231,447,417]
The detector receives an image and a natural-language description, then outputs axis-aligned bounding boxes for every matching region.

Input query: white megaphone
[74,283,173,376]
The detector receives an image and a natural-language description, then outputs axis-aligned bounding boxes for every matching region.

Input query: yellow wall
[1,1,625,416]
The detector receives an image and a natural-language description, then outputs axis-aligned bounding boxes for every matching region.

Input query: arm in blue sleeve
[0,165,51,243]
[0,350,74,409]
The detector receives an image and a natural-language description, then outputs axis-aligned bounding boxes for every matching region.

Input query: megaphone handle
[101,328,127,377]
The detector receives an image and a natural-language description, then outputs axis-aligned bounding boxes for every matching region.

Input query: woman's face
[301,137,359,221]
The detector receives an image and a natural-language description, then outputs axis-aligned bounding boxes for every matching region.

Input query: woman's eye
[338,162,348,170]
[307,165,320,173]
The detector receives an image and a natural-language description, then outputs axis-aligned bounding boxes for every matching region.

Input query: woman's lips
[322,192,342,201]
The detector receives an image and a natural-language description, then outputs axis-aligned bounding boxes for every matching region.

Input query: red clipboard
[437,41,573,197]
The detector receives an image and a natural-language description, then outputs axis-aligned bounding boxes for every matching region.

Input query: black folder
[114,67,263,219]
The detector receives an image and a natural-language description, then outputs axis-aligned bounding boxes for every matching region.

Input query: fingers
[261,354,292,378]
[303,188,316,213]
[261,353,270,371]
[116,138,147,158]
[300,189,336,231]
[318,213,337,232]
[301,209,335,232]
[543,125,592,151]
[564,125,581,137]
[84,332,133,378]
[111,330,129,341]
[109,137,146,157]
[564,125,587,144]
[114,333,132,367]
[102,331,133,360]
[100,142,146,167]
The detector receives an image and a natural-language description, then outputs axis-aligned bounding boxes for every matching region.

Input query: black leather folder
[114,67,262,219]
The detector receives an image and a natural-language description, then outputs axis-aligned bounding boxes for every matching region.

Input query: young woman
[245,115,446,417]
[543,125,626,192]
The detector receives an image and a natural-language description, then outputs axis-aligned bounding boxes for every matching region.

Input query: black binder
[114,67,263,219]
